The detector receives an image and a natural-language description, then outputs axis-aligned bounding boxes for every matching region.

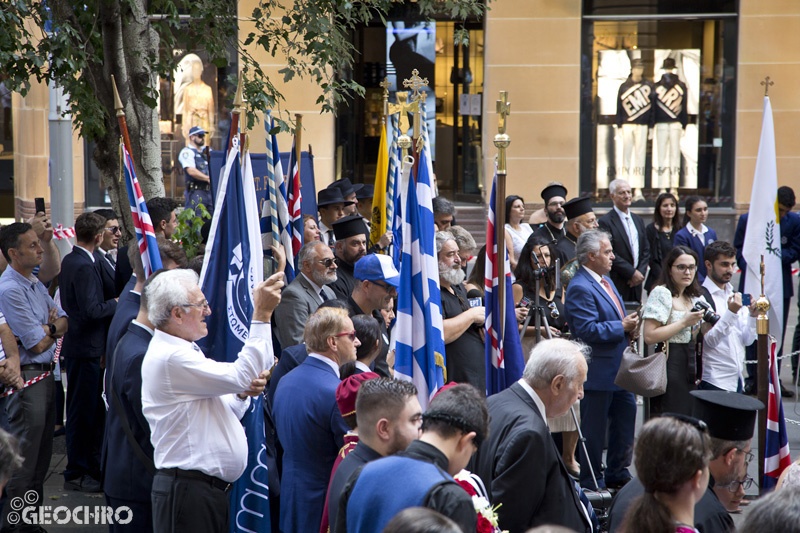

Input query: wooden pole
[228,79,243,154]
[295,114,303,179]
[110,76,133,157]
[756,255,770,494]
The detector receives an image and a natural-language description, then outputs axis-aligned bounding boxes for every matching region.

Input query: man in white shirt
[142,268,284,533]
[699,241,757,392]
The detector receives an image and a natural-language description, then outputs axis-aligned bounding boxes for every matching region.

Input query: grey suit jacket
[273,273,335,349]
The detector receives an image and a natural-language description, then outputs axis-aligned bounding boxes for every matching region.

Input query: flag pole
[111,76,133,158]
[494,91,511,336]
[228,78,243,154]
[294,113,303,182]
[756,254,770,493]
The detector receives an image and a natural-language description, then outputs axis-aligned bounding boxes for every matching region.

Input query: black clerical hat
[563,197,593,220]
[690,390,764,441]
[318,188,346,207]
[355,184,374,199]
[329,178,356,200]
[541,183,568,203]
[332,215,368,240]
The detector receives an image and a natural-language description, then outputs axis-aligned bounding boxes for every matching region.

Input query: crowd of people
[0,175,798,533]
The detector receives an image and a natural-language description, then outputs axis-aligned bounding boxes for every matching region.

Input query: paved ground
[31,284,800,532]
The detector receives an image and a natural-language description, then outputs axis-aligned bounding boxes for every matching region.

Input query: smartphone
[518,296,532,308]
[34,197,46,215]
[742,294,752,306]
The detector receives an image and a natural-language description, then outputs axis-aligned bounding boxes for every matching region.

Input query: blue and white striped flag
[198,137,271,533]
[392,149,446,409]
[262,113,296,282]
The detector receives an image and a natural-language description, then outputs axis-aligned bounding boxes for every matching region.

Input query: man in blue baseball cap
[347,254,400,378]
[178,125,213,216]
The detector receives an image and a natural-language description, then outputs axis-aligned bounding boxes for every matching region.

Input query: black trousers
[106,495,153,533]
[63,357,104,481]
[151,470,229,533]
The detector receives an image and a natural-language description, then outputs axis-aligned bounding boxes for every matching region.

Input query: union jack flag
[120,140,162,277]
[764,337,791,491]
[484,166,525,396]
[286,135,303,258]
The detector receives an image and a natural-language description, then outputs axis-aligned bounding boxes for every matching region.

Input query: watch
[48,323,56,336]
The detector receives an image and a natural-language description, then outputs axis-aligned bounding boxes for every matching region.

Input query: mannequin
[181,60,215,140]
[615,58,654,202]
[654,57,688,194]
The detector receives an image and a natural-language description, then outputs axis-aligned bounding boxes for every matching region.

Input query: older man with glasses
[273,240,338,349]
[273,306,360,533]
[142,268,283,533]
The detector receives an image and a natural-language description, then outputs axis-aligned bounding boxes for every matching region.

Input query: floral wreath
[453,470,507,533]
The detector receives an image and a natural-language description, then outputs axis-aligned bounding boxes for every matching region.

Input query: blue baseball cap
[188,126,208,136]
[354,254,400,287]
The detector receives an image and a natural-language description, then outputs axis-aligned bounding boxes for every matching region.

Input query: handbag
[614,325,668,397]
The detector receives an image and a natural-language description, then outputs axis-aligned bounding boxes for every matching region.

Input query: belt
[21,363,55,372]
[186,180,211,192]
[157,468,232,493]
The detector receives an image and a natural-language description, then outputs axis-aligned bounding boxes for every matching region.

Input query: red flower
[456,478,477,497]
[476,515,494,533]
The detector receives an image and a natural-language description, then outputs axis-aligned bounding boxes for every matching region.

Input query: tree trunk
[88,0,164,243]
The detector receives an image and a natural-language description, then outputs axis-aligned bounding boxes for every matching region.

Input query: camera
[691,300,720,325]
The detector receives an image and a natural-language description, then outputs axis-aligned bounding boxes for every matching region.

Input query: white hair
[522,338,590,389]
[146,269,200,328]
[608,179,630,195]
[575,229,611,266]
[435,231,456,255]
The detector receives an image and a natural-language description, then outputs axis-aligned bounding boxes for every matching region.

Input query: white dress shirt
[687,222,712,246]
[142,322,274,482]
[75,245,95,262]
[700,278,757,391]
[613,205,639,265]
[355,360,371,374]
[517,378,547,421]
[307,352,341,378]
[319,221,334,246]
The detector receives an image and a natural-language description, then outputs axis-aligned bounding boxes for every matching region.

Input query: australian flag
[764,337,791,491]
[120,140,162,276]
[484,168,525,395]
[392,149,446,410]
[198,137,271,532]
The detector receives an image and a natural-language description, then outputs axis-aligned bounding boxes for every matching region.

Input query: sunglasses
[106,226,121,234]
[371,280,395,292]
[315,258,336,268]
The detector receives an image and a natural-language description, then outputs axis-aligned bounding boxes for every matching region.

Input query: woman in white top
[504,195,533,271]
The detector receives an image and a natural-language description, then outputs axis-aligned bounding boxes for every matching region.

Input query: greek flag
[120,140,162,277]
[262,114,296,282]
[764,338,791,491]
[198,138,271,532]
[392,149,446,409]
[485,169,525,395]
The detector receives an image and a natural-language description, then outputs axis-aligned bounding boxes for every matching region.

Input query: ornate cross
[761,76,774,97]
[403,69,429,101]
[497,91,511,135]
[387,91,418,139]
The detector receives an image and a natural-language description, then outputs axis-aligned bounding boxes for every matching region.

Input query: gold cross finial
[761,76,774,97]
[380,77,391,118]
[402,69,429,101]
[497,91,511,135]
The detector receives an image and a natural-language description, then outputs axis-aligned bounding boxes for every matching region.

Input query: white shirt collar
[702,276,732,297]
[301,272,324,296]
[355,360,371,374]
[686,222,709,237]
[581,265,603,284]
[308,353,341,378]
[132,319,155,336]
[75,245,95,262]
[612,204,630,220]
[517,379,547,420]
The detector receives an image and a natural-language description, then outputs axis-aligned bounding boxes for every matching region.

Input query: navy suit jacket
[564,266,628,390]
[734,212,800,298]
[598,209,650,304]
[102,322,154,502]
[94,249,117,300]
[59,248,117,359]
[114,245,134,297]
[104,287,141,394]
[273,355,349,533]
[267,343,309,406]
[673,226,718,282]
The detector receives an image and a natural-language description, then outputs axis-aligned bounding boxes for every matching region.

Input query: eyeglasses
[719,476,754,493]
[740,450,755,465]
[106,226,121,234]
[371,280,395,293]
[332,330,356,341]
[315,258,336,268]
[673,264,698,272]
[183,299,210,311]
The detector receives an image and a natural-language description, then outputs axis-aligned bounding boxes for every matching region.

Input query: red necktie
[600,278,625,319]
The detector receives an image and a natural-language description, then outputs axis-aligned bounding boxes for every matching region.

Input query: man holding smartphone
[698,241,758,392]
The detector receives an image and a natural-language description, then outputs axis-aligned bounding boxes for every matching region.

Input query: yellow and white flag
[743,96,783,342]
[370,123,389,248]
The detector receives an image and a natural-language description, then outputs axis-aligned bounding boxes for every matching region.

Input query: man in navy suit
[598,179,650,304]
[273,306,359,533]
[565,229,639,490]
[102,272,162,533]
[93,208,120,299]
[59,212,118,491]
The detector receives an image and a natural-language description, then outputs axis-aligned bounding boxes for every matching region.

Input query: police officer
[179,125,213,215]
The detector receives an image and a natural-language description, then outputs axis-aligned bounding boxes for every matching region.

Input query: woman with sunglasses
[642,246,705,416]
[621,415,712,533]
[511,234,579,476]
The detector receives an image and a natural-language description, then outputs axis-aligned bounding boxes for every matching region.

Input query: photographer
[697,241,757,392]
[642,246,705,417]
